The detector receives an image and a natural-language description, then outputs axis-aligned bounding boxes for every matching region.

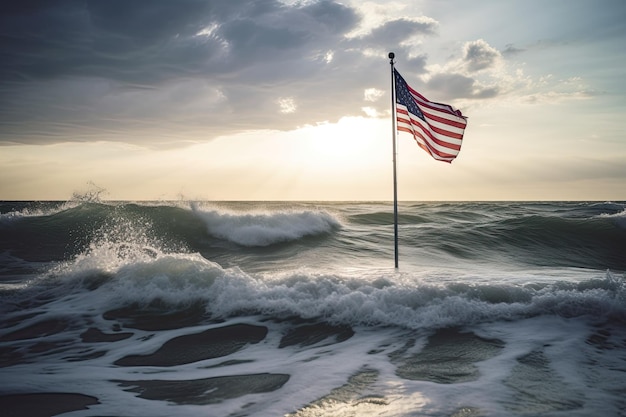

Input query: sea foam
[191,205,341,246]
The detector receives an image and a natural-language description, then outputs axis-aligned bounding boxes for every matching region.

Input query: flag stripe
[395,117,464,159]
[397,94,466,146]
[397,107,464,141]
[419,111,467,131]
[397,106,463,150]
[396,109,461,160]
[398,125,458,162]
[394,68,467,163]
[409,88,463,117]
[406,83,465,118]
[396,116,461,154]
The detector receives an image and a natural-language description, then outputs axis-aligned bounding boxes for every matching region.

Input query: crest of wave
[599,206,626,229]
[40,215,225,306]
[191,203,341,246]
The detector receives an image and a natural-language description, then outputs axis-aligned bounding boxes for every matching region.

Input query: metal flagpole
[389,52,399,269]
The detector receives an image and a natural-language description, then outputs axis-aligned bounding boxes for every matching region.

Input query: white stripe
[401,119,461,157]
[411,131,457,162]
[421,105,467,126]
[412,93,462,116]
[397,104,463,150]
[412,116,463,149]
[422,113,466,137]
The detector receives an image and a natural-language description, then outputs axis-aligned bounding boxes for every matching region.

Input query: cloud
[277,97,297,114]
[418,36,600,106]
[0,1,447,148]
[0,1,607,148]
[0,0,361,85]
[462,39,502,73]
[425,73,499,100]
[1,0,217,84]
[356,17,438,47]
[0,0,437,148]
[364,88,384,102]
[502,43,525,57]
[0,0,369,146]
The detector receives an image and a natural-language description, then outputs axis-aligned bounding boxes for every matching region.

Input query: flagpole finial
[388,52,395,63]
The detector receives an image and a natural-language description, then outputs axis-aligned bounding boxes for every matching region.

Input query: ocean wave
[19,240,625,331]
[0,201,79,225]
[202,269,626,329]
[589,201,626,213]
[2,200,624,274]
[191,204,341,247]
[2,201,625,417]
[599,207,626,229]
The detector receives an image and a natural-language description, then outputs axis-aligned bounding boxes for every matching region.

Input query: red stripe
[414,132,456,159]
[407,84,464,118]
[422,112,467,130]
[399,108,464,141]
[422,119,464,141]
[398,101,466,135]
[401,112,462,149]
[410,134,436,159]
[409,128,457,161]
[398,123,459,159]
[397,116,461,152]
[409,121,461,152]
[415,97,460,118]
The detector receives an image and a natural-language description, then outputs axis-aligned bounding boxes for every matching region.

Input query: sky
[1,0,625,201]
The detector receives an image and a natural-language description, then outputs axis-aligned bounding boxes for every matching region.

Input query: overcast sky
[1,0,625,201]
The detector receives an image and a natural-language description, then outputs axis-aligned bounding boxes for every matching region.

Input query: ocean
[0,200,625,417]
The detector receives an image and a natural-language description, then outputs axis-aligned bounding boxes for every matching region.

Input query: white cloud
[364,88,384,102]
[278,97,297,114]
[361,106,379,117]
[343,1,410,38]
[419,37,596,106]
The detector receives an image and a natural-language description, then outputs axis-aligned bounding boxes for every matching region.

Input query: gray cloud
[356,18,437,47]
[1,1,217,86]
[502,43,525,57]
[0,0,362,83]
[0,0,449,147]
[426,73,499,100]
[462,39,501,72]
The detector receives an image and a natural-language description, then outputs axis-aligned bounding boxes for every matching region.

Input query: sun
[294,116,390,171]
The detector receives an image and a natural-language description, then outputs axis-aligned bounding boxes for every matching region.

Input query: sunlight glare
[294,117,388,171]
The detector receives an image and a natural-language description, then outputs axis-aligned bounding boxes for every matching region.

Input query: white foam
[0,202,75,224]
[4,254,625,416]
[2,313,620,417]
[36,246,626,331]
[190,204,341,246]
[599,207,626,229]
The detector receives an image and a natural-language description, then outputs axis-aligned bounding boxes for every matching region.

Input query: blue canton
[394,70,424,121]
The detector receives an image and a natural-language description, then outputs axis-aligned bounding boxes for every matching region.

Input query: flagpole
[389,52,399,269]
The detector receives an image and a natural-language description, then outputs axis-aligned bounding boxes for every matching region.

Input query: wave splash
[28,237,626,332]
[191,204,341,246]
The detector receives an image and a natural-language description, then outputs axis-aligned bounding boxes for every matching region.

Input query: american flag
[394,69,467,163]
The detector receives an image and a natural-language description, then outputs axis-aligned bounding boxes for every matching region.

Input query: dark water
[1,200,625,416]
